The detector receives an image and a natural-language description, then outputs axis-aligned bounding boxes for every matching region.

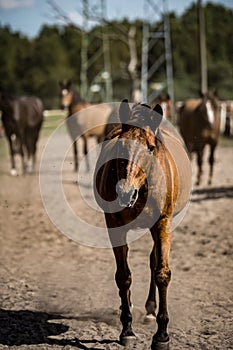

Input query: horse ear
[59,81,64,88]
[150,104,163,132]
[166,93,171,100]
[199,90,204,98]
[119,99,130,124]
[153,104,163,116]
[213,89,218,97]
[67,80,72,89]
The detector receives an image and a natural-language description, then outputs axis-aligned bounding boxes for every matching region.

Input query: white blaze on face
[61,89,70,108]
[206,100,215,124]
[161,102,167,118]
[62,89,69,96]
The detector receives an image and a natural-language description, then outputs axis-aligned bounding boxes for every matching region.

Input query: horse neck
[0,92,15,112]
[68,91,90,114]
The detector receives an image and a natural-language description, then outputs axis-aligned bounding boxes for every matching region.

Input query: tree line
[0,2,232,108]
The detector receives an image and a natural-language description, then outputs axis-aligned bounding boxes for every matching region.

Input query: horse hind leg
[145,245,157,321]
[21,154,27,175]
[82,136,90,172]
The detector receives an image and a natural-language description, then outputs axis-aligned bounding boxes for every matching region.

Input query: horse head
[115,100,163,208]
[198,90,219,125]
[158,93,173,120]
[59,80,73,110]
[59,81,86,113]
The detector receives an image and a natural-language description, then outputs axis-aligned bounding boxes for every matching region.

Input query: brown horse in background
[95,101,191,349]
[59,81,112,171]
[158,94,173,121]
[0,90,43,175]
[178,91,220,185]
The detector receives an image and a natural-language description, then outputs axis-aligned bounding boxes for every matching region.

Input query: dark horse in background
[95,101,191,349]
[178,90,220,185]
[0,90,44,175]
[59,81,112,171]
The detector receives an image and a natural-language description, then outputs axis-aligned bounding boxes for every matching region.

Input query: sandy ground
[0,130,233,350]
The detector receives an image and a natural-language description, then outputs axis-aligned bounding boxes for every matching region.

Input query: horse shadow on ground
[191,185,233,202]
[0,309,120,349]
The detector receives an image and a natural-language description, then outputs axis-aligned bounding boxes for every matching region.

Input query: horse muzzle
[60,104,68,111]
[116,180,139,208]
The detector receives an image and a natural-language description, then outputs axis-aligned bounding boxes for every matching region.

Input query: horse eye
[148,145,155,154]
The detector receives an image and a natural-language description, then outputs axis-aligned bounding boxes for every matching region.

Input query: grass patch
[219,135,233,147]
[42,112,65,136]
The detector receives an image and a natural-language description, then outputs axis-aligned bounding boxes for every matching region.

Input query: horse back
[19,96,44,127]
[68,103,113,139]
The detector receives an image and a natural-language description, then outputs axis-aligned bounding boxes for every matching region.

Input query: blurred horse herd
[0,83,232,184]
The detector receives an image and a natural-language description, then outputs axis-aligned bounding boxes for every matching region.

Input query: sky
[0,0,233,38]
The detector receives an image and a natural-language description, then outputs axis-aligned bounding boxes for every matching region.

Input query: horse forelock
[131,103,151,118]
[123,103,153,131]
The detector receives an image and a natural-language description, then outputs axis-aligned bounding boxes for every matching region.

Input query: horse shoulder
[158,127,191,216]
[181,99,201,114]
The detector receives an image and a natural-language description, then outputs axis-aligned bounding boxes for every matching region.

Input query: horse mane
[72,89,87,105]
[104,124,122,141]
[0,89,17,102]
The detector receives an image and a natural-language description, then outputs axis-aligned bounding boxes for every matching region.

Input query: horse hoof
[120,333,136,346]
[144,313,156,323]
[10,168,17,176]
[151,339,170,350]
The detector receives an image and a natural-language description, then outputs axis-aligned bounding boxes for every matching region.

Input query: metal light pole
[198,0,208,93]
[141,0,174,105]
[80,0,89,98]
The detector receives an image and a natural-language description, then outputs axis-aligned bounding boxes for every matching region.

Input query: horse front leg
[208,143,216,185]
[112,244,135,345]
[73,141,78,172]
[196,148,204,186]
[145,244,157,320]
[9,140,17,176]
[82,136,90,172]
[150,219,172,350]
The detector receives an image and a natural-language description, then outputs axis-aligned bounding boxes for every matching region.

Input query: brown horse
[94,101,191,349]
[0,90,43,175]
[158,94,173,121]
[178,91,220,185]
[59,81,112,171]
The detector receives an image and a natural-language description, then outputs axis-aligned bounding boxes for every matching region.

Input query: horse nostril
[116,180,138,208]
[130,188,138,207]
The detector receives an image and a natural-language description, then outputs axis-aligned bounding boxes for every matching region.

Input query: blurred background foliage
[0,2,232,108]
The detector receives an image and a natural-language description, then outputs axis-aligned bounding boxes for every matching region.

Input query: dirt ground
[0,130,232,350]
